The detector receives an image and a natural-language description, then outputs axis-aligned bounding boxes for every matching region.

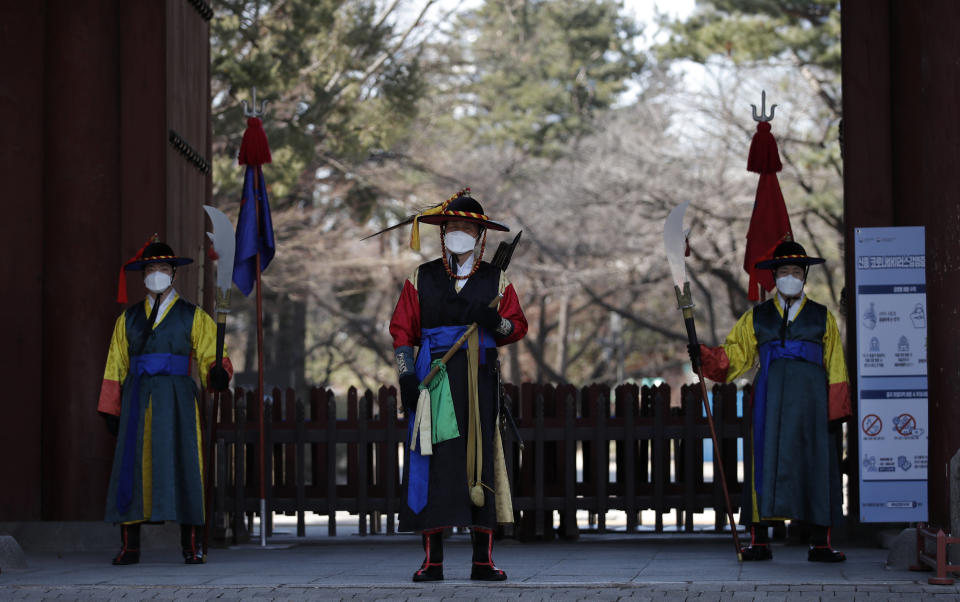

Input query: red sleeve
[389,278,421,349]
[828,381,852,422]
[700,344,731,383]
[496,282,527,346]
[97,379,122,416]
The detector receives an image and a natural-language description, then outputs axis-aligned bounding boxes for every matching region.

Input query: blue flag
[233,165,276,296]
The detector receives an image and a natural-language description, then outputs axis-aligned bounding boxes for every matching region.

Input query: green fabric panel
[752,299,838,526]
[423,360,460,444]
[760,359,832,525]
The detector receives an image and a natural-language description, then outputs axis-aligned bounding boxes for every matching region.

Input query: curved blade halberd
[662,201,690,290]
[203,205,237,296]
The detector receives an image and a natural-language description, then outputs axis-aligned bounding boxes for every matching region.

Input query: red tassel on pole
[746,121,783,174]
[743,119,791,301]
[238,117,272,166]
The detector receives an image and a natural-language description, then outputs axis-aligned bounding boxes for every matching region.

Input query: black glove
[687,343,702,371]
[468,302,502,333]
[208,365,230,392]
[99,411,119,437]
[399,373,421,414]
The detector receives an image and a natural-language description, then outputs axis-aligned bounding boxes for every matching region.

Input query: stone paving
[1,533,958,600]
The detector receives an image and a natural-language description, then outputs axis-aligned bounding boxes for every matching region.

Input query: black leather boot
[470,527,507,581]
[112,523,141,565]
[740,525,773,561]
[180,524,205,564]
[808,526,845,562]
[412,528,443,582]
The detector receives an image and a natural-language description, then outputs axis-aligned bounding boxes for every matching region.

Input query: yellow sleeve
[823,309,852,420]
[822,310,848,386]
[190,307,227,389]
[97,312,129,415]
[104,312,129,382]
[721,308,759,382]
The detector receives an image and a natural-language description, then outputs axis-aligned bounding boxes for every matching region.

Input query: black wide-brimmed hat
[417,191,509,232]
[360,188,511,251]
[406,188,508,251]
[116,236,194,303]
[124,241,194,271]
[754,240,825,269]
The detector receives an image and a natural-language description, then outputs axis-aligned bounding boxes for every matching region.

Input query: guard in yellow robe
[690,240,851,562]
[97,240,233,565]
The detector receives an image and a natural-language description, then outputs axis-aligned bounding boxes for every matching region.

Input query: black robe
[390,259,526,532]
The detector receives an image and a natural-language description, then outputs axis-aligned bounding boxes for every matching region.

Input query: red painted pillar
[0,2,46,521]
[843,0,960,528]
[888,0,960,528]
[41,0,124,520]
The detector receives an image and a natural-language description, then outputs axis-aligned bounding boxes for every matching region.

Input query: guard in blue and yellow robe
[387,190,527,583]
[97,240,232,565]
[693,240,851,563]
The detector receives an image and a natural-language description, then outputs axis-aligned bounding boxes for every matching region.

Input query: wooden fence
[205,382,749,542]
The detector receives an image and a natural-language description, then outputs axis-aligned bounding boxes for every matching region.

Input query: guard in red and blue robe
[97,240,232,565]
[388,191,527,582]
[690,240,851,562]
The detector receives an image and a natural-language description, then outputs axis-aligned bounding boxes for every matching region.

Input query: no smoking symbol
[893,413,917,436]
[861,414,882,437]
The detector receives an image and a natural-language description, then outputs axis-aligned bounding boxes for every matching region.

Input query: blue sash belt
[117,353,191,515]
[407,325,495,513]
[753,339,822,499]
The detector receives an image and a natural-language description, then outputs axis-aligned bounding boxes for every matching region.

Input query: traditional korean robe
[97,292,232,525]
[701,294,851,527]
[390,258,527,532]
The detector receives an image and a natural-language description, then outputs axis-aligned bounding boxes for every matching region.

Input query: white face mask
[145,271,173,294]
[444,230,477,255]
[776,274,804,297]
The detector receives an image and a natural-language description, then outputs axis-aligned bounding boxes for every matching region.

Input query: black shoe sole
[412,573,443,582]
[471,567,508,581]
[740,546,773,561]
[808,549,845,563]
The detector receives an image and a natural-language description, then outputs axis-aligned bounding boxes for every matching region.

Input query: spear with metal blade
[663,201,742,562]
[202,205,236,556]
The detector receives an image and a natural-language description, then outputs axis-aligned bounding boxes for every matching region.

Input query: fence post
[295,397,306,537]
[621,384,638,532]
[233,389,247,544]
[710,383,724,532]
[682,384,697,532]
[326,390,338,536]
[652,384,667,532]
[563,389,577,538]
[534,389,545,537]
[384,386,397,535]
[264,393,275,537]
[594,385,608,533]
[284,388,296,508]
[357,389,370,536]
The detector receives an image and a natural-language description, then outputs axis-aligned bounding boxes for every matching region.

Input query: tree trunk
[554,292,570,381]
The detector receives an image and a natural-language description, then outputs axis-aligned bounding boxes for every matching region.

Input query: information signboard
[855,227,927,522]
